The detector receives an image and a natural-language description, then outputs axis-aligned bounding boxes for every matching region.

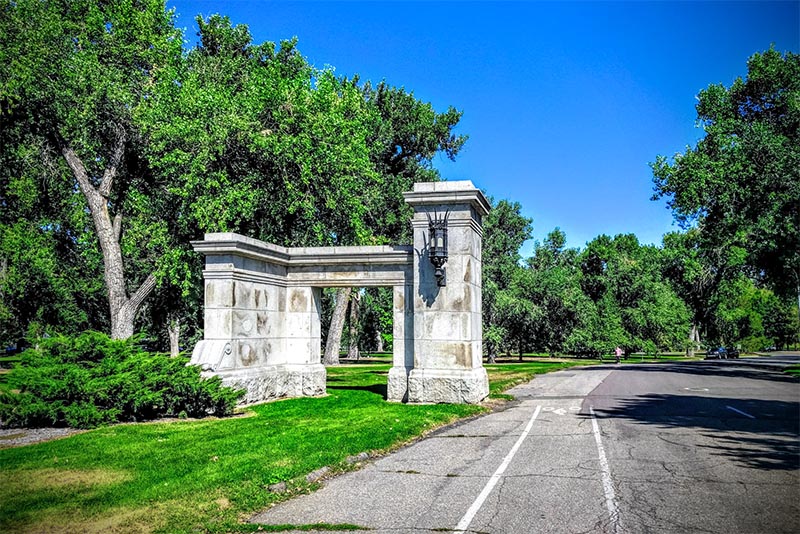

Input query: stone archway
[190,181,490,404]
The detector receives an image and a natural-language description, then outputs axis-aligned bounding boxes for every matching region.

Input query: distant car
[705,347,739,359]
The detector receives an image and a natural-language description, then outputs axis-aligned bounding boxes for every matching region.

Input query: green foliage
[0,332,243,428]
[481,198,533,358]
[357,288,394,352]
[2,4,466,349]
[652,47,800,299]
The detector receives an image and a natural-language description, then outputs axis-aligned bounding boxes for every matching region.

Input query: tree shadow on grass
[588,393,799,471]
[326,383,388,399]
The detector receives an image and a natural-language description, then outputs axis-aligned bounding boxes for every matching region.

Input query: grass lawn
[0,356,677,533]
[785,365,800,377]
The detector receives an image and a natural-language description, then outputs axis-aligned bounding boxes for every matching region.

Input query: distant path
[251,357,799,533]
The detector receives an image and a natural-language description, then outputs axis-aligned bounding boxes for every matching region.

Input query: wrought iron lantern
[427,210,449,286]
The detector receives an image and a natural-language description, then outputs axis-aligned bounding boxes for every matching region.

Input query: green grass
[0,357,631,533]
[784,365,800,377]
[0,365,482,533]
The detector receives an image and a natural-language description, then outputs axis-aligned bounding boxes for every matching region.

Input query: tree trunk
[60,137,156,340]
[348,291,360,360]
[168,317,180,357]
[796,281,799,350]
[687,323,700,357]
[323,287,352,365]
[487,342,497,364]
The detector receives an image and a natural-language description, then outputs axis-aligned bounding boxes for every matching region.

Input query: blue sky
[169,1,799,255]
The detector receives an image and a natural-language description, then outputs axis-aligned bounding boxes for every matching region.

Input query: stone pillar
[387,283,414,401]
[403,181,490,403]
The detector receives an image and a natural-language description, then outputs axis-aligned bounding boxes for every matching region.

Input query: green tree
[652,48,800,333]
[661,230,747,351]
[575,234,690,357]
[143,15,468,357]
[1,0,183,340]
[481,198,532,361]
[520,229,588,356]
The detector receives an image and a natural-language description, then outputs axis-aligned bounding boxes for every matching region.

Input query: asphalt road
[251,355,800,533]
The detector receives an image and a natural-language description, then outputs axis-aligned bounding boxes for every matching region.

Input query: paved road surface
[251,356,800,533]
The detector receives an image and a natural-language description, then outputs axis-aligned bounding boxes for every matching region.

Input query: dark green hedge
[0,331,243,428]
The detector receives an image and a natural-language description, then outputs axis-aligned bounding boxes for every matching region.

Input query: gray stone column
[403,181,490,403]
[387,283,414,402]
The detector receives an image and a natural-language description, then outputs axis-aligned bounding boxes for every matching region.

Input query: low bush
[0,331,243,428]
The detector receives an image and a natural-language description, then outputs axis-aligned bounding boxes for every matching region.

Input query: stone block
[294,363,326,396]
[387,366,410,402]
[232,310,257,338]
[209,364,325,405]
[255,311,281,338]
[234,281,254,309]
[203,308,232,339]
[407,367,488,404]
[251,284,280,311]
[235,340,268,367]
[285,337,313,364]
[413,339,475,369]
[285,312,312,337]
[418,311,470,341]
[287,287,312,313]
[205,280,234,308]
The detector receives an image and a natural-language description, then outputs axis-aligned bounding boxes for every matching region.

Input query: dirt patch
[17,506,156,534]
[0,427,85,448]
[1,467,131,493]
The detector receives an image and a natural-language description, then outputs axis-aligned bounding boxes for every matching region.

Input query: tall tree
[1,0,183,339]
[521,229,588,356]
[652,48,800,330]
[481,198,533,361]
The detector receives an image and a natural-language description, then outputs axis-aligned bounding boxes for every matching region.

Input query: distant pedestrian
[614,346,622,364]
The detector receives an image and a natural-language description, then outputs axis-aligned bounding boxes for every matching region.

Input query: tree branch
[127,272,157,314]
[60,145,99,200]
[99,129,126,198]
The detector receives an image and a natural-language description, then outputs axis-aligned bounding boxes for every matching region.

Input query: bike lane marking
[590,406,620,533]
[726,405,756,419]
[454,404,542,532]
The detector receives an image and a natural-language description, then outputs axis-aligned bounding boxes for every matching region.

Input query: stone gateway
[190,181,490,404]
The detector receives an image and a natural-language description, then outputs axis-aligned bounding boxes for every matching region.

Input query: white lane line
[726,405,756,419]
[590,407,619,532]
[454,405,542,532]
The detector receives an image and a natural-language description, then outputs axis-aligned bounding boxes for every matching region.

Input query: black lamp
[427,210,449,286]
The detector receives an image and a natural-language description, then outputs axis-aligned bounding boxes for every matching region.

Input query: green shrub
[740,335,771,353]
[0,331,244,428]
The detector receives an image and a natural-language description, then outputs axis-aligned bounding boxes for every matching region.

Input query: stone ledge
[206,364,326,405]
[407,367,489,404]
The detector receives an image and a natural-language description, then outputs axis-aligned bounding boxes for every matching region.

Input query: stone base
[204,364,326,405]
[407,367,489,404]
[387,366,411,402]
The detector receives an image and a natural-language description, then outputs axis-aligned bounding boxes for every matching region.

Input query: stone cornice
[403,181,491,217]
[192,233,413,268]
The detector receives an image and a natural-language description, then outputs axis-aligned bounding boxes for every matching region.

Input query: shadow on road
[573,359,799,384]
[589,393,799,471]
